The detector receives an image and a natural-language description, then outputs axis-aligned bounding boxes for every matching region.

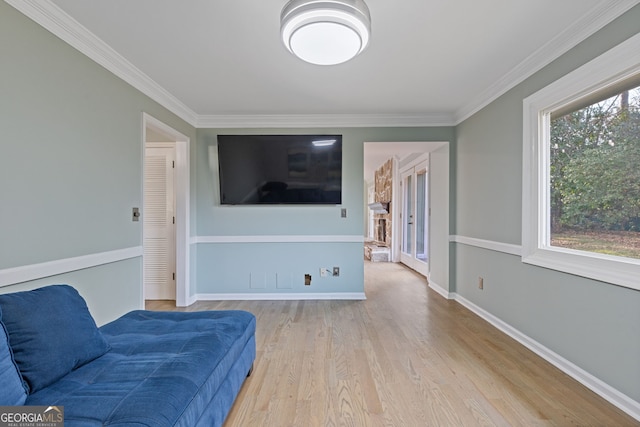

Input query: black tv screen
[217,134,342,205]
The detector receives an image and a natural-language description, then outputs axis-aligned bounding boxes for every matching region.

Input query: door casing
[142,113,190,307]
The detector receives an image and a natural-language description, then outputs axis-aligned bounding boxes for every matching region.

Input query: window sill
[522,246,640,291]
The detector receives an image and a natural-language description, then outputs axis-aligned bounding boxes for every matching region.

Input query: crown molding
[5,0,199,127]
[4,0,455,128]
[196,113,456,128]
[454,0,640,124]
[7,0,638,129]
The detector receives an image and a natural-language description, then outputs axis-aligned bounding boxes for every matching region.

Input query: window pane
[549,84,640,259]
[416,171,427,262]
[403,175,412,254]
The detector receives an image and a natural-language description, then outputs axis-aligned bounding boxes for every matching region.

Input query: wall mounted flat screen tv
[217,134,342,205]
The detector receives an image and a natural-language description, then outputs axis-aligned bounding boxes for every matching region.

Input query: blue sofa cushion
[26,310,256,427]
[0,307,27,405]
[0,285,110,393]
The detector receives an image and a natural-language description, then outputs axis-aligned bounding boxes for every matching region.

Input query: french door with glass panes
[400,161,429,276]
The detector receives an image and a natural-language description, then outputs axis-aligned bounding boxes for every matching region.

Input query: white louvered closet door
[144,146,176,300]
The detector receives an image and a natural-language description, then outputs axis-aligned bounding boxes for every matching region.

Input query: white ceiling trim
[6,0,639,129]
[5,0,199,127]
[454,0,640,124]
[196,113,456,129]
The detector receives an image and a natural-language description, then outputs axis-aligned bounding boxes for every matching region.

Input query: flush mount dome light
[281,0,371,66]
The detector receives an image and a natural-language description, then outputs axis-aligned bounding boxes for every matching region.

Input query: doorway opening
[142,113,190,306]
[364,141,449,294]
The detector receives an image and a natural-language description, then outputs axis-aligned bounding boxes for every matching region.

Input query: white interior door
[400,161,429,276]
[144,144,176,300]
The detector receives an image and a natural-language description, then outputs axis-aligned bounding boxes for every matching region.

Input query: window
[550,83,640,258]
[522,33,640,291]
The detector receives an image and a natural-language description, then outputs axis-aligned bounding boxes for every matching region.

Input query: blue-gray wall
[0,2,196,325]
[454,5,640,403]
[194,127,453,297]
[1,0,638,412]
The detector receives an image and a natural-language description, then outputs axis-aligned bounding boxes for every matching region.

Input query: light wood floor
[146,261,638,426]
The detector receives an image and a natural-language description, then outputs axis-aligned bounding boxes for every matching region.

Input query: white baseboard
[453,293,640,422]
[182,294,198,307]
[193,292,367,301]
[427,280,454,299]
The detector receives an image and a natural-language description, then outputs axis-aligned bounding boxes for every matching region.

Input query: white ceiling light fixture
[281,0,371,66]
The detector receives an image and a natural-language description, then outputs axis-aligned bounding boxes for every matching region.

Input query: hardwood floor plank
[353,349,383,415]
[146,261,639,426]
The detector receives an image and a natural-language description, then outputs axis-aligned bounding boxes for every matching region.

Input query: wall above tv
[217,134,342,205]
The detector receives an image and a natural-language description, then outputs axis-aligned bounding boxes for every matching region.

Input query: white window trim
[522,32,640,291]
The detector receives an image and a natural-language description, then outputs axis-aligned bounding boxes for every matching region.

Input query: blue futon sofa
[0,284,256,426]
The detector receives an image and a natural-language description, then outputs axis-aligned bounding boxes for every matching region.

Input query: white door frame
[364,141,449,294]
[399,167,414,266]
[399,158,429,276]
[142,113,190,307]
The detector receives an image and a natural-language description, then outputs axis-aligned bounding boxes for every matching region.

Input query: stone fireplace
[365,158,393,262]
[373,158,392,247]
[376,218,387,245]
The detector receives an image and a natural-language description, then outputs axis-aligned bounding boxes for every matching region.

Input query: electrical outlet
[341,208,347,218]
[333,267,340,277]
[305,274,312,286]
[478,277,484,290]
[320,268,330,277]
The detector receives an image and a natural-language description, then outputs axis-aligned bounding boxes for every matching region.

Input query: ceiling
[11,0,637,127]
[7,0,638,176]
